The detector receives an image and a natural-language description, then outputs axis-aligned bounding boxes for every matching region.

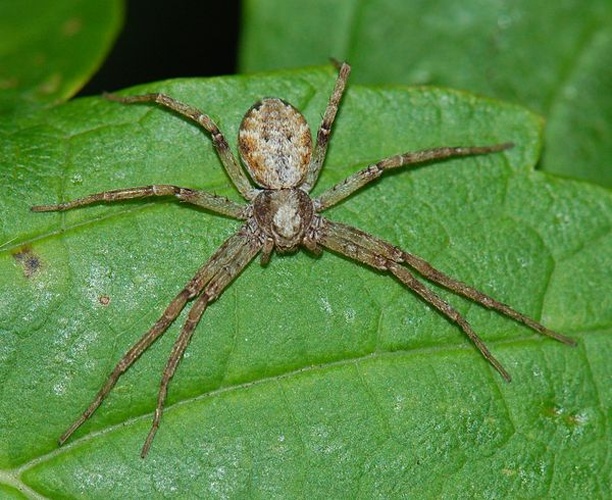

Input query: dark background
[79,0,241,95]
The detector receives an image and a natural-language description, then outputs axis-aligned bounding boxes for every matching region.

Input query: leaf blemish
[12,245,42,278]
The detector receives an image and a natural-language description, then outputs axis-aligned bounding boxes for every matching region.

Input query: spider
[32,62,576,457]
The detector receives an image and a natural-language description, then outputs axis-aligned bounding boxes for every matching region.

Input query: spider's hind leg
[104,92,257,200]
[302,61,351,192]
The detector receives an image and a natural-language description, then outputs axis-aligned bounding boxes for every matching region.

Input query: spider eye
[238,98,312,189]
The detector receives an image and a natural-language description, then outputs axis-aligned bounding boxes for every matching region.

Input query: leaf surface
[0,67,610,498]
[240,0,612,187]
[0,0,122,116]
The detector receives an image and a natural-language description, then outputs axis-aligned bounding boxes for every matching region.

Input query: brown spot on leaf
[12,246,42,278]
[62,17,83,37]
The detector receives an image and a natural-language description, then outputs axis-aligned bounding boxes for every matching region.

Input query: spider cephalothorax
[33,62,576,457]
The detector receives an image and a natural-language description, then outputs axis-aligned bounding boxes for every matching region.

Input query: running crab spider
[32,62,576,457]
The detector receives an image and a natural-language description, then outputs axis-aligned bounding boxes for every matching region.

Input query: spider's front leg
[317,218,576,381]
[58,226,262,458]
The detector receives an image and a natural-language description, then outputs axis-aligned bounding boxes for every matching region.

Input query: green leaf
[240,0,612,187]
[1,67,610,498]
[0,0,122,116]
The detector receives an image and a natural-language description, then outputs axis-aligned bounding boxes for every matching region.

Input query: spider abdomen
[239,98,313,190]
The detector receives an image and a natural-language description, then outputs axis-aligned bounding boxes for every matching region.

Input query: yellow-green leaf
[240,0,612,188]
[1,67,610,498]
[0,0,122,115]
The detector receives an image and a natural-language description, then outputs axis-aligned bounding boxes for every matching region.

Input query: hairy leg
[302,61,351,192]
[140,226,262,457]
[317,218,575,379]
[59,227,262,450]
[105,92,258,200]
[315,143,513,211]
[32,184,246,219]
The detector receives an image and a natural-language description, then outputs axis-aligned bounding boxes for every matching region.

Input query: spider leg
[302,61,351,192]
[58,226,262,451]
[141,293,208,458]
[397,249,576,346]
[388,262,512,381]
[318,218,576,380]
[104,92,258,200]
[315,142,513,211]
[141,226,262,457]
[58,285,194,447]
[32,184,246,219]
